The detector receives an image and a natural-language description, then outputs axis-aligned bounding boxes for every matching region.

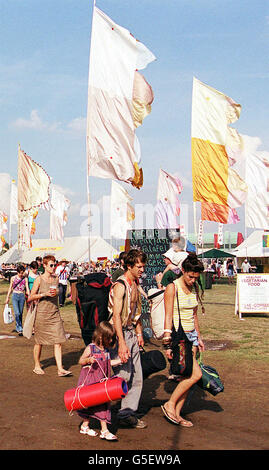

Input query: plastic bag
[3,304,14,324]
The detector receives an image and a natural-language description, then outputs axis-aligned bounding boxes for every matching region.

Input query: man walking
[109,249,147,429]
[55,259,70,306]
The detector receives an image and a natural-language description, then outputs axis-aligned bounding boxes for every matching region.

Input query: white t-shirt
[55,265,70,285]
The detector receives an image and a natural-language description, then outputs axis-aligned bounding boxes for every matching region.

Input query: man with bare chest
[109,249,148,429]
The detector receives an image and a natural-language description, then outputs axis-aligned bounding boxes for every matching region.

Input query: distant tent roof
[233,230,269,258]
[0,236,119,264]
[197,248,235,259]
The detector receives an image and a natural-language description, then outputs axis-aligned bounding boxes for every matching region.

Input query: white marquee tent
[233,230,269,259]
[0,236,119,264]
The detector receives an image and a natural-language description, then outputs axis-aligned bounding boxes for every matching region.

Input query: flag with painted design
[86,6,156,189]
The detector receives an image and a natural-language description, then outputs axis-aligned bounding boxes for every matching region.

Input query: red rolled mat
[64,377,128,412]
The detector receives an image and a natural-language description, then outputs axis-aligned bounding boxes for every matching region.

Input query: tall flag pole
[86,5,155,260]
[191,77,247,224]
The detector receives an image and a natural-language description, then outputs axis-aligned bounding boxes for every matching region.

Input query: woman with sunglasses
[28,255,71,376]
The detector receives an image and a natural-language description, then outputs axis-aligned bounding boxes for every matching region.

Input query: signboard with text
[235,273,269,318]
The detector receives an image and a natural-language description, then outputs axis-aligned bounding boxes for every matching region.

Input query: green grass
[1,278,268,364]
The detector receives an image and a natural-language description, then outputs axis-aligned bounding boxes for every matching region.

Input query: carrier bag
[197,355,224,396]
[75,273,112,345]
[3,304,14,324]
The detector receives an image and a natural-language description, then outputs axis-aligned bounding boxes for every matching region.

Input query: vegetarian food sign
[235,273,269,318]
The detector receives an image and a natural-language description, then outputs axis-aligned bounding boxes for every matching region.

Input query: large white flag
[50,188,70,242]
[86,6,155,189]
[110,181,134,239]
[243,135,269,230]
[156,169,183,229]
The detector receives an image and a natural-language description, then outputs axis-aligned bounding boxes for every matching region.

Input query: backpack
[75,273,112,346]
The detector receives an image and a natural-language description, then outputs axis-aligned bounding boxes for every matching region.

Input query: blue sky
[0,0,268,244]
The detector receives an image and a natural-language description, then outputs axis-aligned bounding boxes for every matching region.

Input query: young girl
[77,321,121,441]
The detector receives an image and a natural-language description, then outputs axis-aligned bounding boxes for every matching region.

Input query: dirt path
[1,331,268,452]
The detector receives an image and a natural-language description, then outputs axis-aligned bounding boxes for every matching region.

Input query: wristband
[136,333,142,337]
[164,329,172,333]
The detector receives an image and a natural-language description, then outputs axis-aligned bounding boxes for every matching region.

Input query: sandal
[161,404,179,425]
[33,368,45,375]
[178,418,193,428]
[80,426,98,437]
[58,370,72,377]
[100,430,118,441]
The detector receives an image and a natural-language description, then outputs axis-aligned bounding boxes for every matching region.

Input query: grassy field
[1,278,268,365]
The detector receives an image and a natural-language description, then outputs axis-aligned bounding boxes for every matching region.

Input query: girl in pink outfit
[77,321,121,441]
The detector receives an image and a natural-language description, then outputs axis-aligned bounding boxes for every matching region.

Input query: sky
[0,0,269,245]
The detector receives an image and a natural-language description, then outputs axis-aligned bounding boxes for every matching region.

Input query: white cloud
[67,117,86,133]
[11,110,86,134]
[12,109,61,131]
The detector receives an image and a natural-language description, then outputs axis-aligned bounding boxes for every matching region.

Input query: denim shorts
[185,329,199,346]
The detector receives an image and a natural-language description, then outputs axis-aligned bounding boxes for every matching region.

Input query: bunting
[86,6,155,189]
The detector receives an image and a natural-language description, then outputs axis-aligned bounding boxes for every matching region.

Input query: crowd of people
[1,246,209,441]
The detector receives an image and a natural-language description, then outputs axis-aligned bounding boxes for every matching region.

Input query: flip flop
[58,370,72,377]
[179,419,193,428]
[161,405,179,425]
[33,368,45,375]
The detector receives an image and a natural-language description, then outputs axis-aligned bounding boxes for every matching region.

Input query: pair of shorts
[185,329,199,346]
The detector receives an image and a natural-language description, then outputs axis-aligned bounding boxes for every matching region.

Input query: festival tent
[197,248,235,259]
[233,230,269,259]
[0,236,119,264]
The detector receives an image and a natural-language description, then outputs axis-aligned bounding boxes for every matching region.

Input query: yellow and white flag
[86,6,155,189]
[110,181,134,239]
[18,145,50,213]
[191,77,247,223]
[17,145,50,249]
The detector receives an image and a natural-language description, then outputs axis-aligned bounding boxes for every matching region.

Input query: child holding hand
[77,321,121,441]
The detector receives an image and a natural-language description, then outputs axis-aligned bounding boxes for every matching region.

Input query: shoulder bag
[23,301,39,339]
[170,287,193,377]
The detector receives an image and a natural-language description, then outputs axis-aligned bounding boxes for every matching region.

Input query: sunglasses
[49,263,57,268]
